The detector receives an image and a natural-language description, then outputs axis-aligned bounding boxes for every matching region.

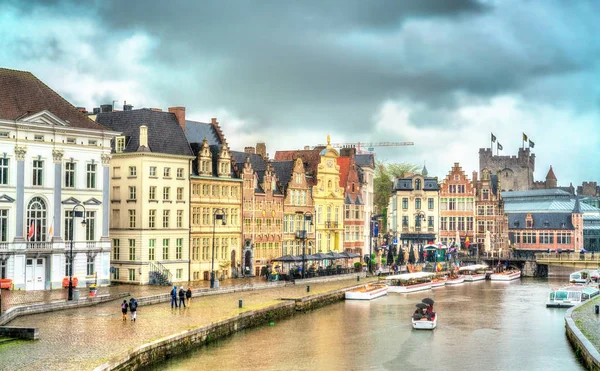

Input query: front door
[25,258,34,290]
[34,258,45,290]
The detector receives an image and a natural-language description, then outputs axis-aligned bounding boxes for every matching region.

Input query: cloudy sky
[1,0,598,185]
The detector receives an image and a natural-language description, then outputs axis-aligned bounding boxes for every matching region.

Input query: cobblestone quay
[0,278,369,370]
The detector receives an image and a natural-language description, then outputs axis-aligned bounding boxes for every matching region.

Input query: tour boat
[412,298,437,330]
[546,285,600,308]
[345,283,389,300]
[490,268,522,281]
[445,275,465,285]
[458,264,489,282]
[569,270,591,284]
[384,272,434,293]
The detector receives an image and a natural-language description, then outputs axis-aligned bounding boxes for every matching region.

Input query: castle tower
[545,166,557,188]
[478,147,535,191]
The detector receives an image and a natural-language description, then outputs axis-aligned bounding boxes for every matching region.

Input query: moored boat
[569,270,591,284]
[546,285,600,308]
[345,283,388,300]
[459,264,489,282]
[490,268,521,281]
[384,272,434,293]
[445,275,465,285]
[412,298,437,330]
[431,275,447,288]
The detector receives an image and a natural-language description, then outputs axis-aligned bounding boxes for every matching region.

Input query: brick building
[338,148,364,256]
[473,169,509,252]
[232,148,284,276]
[439,163,475,247]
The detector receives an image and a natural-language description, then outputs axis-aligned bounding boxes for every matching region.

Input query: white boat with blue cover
[384,272,434,293]
[546,285,600,308]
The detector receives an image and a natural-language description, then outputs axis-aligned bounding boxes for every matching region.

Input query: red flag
[27,221,35,240]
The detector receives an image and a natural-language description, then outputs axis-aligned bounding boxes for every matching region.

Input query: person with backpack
[170,285,178,308]
[186,287,192,307]
[121,299,128,321]
[178,286,186,308]
[129,297,138,322]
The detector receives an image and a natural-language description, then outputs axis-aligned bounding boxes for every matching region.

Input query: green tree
[374,161,420,215]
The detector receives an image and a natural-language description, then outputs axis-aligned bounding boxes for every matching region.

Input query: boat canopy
[385,272,435,281]
[458,264,489,272]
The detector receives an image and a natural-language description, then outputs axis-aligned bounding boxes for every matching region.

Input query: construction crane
[315,141,414,154]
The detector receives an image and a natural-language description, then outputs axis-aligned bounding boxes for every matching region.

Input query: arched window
[415,179,422,190]
[27,197,47,242]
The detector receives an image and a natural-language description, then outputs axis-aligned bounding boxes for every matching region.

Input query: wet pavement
[572,294,600,351]
[0,277,372,371]
[0,276,267,312]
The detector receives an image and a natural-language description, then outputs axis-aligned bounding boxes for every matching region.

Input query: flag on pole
[497,142,503,151]
[27,221,35,240]
[522,132,528,142]
[529,139,535,148]
[491,133,496,142]
[48,219,54,240]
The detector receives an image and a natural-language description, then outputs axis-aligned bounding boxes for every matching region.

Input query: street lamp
[68,203,87,301]
[369,213,383,274]
[414,212,425,263]
[296,211,313,279]
[211,208,226,289]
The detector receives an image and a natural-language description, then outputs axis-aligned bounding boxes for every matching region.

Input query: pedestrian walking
[186,287,192,307]
[170,285,178,308]
[178,286,186,308]
[121,299,128,321]
[129,297,138,322]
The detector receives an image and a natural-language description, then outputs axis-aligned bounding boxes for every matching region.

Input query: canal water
[154,278,584,371]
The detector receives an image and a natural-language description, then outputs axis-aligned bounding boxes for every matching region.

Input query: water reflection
[154,279,584,371]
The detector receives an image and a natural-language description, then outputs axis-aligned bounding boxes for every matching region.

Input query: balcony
[26,241,53,249]
[324,221,338,229]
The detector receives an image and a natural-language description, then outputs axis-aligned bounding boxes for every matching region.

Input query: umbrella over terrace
[271,255,301,262]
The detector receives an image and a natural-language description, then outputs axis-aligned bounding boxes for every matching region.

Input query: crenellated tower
[479,147,535,191]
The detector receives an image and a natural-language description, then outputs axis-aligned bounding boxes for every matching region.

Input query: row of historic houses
[0,68,375,290]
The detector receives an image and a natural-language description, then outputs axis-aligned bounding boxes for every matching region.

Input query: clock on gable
[326,160,333,168]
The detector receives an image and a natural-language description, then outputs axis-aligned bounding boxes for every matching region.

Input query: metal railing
[536,252,600,263]
[325,221,338,229]
[26,241,53,249]
[149,261,173,285]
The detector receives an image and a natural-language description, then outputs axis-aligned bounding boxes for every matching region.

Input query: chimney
[139,125,148,148]
[100,104,112,113]
[304,146,310,150]
[93,107,100,115]
[76,107,86,113]
[340,147,356,157]
[150,108,163,112]
[123,100,133,111]
[256,143,267,159]
[472,171,478,183]
[168,106,186,132]
[244,146,255,154]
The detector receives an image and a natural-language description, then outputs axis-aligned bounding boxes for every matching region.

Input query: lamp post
[369,213,383,274]
[211,208,226,289]
[414,211,425,263]
[68,203,87,301]
[296,211,313,279]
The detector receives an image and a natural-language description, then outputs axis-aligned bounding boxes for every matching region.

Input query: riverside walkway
[0,277,372,371]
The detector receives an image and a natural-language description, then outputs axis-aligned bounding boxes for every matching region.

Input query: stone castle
[479,148,535,191]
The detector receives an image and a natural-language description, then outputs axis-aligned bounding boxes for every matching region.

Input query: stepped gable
[0,68,107,130]
[96,108,193,156]
[274,148,322,185]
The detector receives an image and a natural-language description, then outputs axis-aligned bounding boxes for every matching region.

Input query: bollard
[239,299,243,308]
[595,305,599,315]
[306,285,310,293]
[357,275,360,282]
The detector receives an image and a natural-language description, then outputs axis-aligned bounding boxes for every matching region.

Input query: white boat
[569,270,592,284]
[431,275,447,288]
[459,264,489,282]
[412,298,437,330]
[445,275,465,285]
[546,285,600,308]
[345,283,388,300]
[384,272,434,293]
[490,269,521,281]
[412,313,438,330]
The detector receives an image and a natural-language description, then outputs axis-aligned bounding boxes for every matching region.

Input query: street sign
[393,238,398,244]
[367,147,374,151]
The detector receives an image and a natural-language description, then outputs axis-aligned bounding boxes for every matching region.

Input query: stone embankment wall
[565,304,600,370]
[0,326,39,340]
[95,284,364,371]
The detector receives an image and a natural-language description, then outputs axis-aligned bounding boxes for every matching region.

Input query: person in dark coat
[185,287,192,307]
[129,297,138,322]
[178,286,186,308]
[170,285,178,308]
[121,299,128,321]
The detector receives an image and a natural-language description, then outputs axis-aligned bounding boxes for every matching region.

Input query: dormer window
[115,136,126,153]
[543,220,550,228]
[415,179,422,190]
[526,214,533,228]
[514,221,520,228]
[561,222,566,229]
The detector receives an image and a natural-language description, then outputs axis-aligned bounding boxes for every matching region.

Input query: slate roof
[504,198,600,213]
[271,161,294,191]
[393,175,440,191]
[274,149,322,184]
[508,213,574,230]
[231,151,268,172]
[355,154,375,168]
[185,120,220,146]
[0,68,107,131]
